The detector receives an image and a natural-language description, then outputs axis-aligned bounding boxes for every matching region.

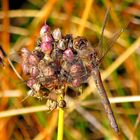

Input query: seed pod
[58,100,66,108]
[29,66,39,77]
[52,28,62,41]
[63,48,74,62]
[28,54,39,65]
[42,65,55,78]
[46,99,57,111]
[42,33,53,43]
[40,24,51,37]
[72,78,81,87]
[40,42,52,54]
[70,64,81,77]
[57,39,66,50]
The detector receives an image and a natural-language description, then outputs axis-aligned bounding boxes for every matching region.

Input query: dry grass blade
[78,0,93,35]
[0,105,57,118]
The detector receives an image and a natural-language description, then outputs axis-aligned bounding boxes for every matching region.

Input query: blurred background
[0,0,140,139]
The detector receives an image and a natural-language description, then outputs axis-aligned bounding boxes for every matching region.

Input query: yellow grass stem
[57,108,64,140]
[57,94,65,140]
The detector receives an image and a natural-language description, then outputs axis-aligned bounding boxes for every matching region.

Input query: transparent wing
[9,51,22,63]
[97,7,110,49]
[98,28,123,63]
[0,46,23,81]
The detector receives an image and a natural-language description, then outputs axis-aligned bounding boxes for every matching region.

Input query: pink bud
[28,54,39,65]
[30,66,39,77]
[40,42,52,54]
[42,33,53,43]
[40,24,51,37]
[63,48,74,62]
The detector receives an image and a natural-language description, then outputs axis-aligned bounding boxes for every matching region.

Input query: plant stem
[57,107,64,140]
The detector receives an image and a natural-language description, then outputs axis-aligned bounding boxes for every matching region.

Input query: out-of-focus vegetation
[0,0,140,140]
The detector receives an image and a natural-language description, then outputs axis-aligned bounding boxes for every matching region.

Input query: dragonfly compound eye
[73,37,88,50]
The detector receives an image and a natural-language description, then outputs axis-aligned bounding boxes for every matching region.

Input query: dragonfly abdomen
[92,68,119,133]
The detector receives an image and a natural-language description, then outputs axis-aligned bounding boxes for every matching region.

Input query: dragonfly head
[73,36,88,50]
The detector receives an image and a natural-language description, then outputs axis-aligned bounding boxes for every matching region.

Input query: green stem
[57,107,64,140]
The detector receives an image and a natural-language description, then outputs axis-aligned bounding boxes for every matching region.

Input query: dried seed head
[52,28,62,41]
[63,48,74,62]
[40,42,53,54]
[40,24,51,37]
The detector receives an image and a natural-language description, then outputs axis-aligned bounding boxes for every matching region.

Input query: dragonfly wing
[9,52,22,63]
[97,8,110,58]
[98,28,123,63]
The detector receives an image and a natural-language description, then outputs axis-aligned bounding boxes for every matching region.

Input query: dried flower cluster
[21,24,99,109]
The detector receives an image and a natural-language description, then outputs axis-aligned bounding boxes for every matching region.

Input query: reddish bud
[63,48,74,62]
[40,42,52,54]
[28,54,39,65]
[40,24,51,37]
[29,66,39,77]
[42,33,53,43]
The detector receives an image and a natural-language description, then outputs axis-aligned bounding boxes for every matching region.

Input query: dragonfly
[71,8,123,133]
[0,8,123,133]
